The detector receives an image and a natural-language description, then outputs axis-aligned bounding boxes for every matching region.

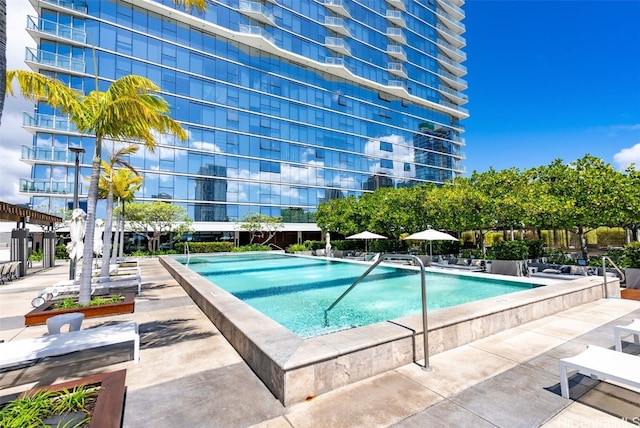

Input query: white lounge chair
[558,345,640,399]
[0,262,11,284]
[32,273,142,307]
[614,319,640,352]
[0,321,140,370]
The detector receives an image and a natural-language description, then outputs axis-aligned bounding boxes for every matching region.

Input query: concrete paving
[1,258,639,427]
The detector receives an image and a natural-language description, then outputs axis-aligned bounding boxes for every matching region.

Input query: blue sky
[461,0,640,174]
[0,1,639,204]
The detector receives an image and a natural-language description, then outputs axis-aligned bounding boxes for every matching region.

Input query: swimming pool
[182,253,533,337]
[161,253,617,405]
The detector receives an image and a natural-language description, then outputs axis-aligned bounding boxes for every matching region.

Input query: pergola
[0,201,63,276]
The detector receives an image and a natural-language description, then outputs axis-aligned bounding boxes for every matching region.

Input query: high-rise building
[20,0,467,240]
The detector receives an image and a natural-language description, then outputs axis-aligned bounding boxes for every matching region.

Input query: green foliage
[238,213,284,245]
[125,201,191,252]
[285,244,308,253]
[55,244,69,260]
[52,295,123,310]
[491,240,529,260]
[232,244,272,252]
[175,241,234,253]
[524,239,545,259]
[28,250,43,262]
[0,385,99,428]
[621,242,640,268]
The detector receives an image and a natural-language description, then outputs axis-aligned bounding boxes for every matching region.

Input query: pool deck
[1,258,639,427]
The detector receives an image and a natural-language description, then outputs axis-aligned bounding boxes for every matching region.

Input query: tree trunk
[100,186,114,277]
[79,139,102,305]
[578,225,588,260]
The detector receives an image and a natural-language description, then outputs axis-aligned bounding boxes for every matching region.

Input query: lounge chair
[614,319,640,352]
[0,321,140,370]
[32,273,142,307]
[558,345,640,399]
[0,262,11,284]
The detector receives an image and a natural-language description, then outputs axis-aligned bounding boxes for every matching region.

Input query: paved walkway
[1,258,639,427]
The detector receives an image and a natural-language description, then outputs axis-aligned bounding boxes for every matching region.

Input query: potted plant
[490,240,529,277]
[25,293,136,326]
[285,243,312,255]
[0,370,126,428]
[621,242,640,289]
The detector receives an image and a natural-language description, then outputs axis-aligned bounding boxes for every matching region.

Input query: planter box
[14,369,126,428]
[24,293,135,326]
[625,267,640,289]
[491,260,527,277]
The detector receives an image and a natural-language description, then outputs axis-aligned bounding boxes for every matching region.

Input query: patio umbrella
[66,208,86,261]
[93,219,104,266]
[346,231,388,253]
[325,232,331,256]
[403,229,458,256]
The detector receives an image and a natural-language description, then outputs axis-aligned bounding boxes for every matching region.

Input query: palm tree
[111,168,143,261]
[7,71,187,304]
[97,144,139,277]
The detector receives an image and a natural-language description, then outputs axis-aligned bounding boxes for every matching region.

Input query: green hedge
[175,241,234,253]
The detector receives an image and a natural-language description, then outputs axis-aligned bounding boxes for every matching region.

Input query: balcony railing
[385,0,406,12]
[436,39,466,62]
[324,16,350,36]
[436,0,465,20]
[21,145,84,163]
[23,112,79,134]
[325,36,351,56]
[324,0,350,17]
[386,27,407,45]
[25,47,85,73]
[387,62,407,78]
[239,24,275,44]
[385,10,406,28]
[239,0,275,25]
[36,0,88,14]
[20,178,81,195]
[435,9,465,34]
[438,84,468,102]
[27,15,86,43]
[436,54,467,75]
[386,45,407,61]
[435,23,465,47]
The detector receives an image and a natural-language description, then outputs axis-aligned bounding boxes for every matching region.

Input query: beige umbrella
[346,231,388,253]
[66,208,86,261]
[403,229,458,256]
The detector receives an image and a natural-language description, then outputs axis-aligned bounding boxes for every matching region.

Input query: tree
[110,168,143,260]
[97,144,139,276]
[125,201,191,251]
[238,213,284,245]
[7,71,187,303]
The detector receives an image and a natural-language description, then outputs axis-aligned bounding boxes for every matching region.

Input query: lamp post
[69,147,85,280]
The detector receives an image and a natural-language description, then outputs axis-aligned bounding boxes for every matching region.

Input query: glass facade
[21,0,468,230]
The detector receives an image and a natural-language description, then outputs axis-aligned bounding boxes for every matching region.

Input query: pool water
[182,253,533,338]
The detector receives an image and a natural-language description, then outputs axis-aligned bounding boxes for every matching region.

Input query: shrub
[55,244,69,260]
[29,250,43,262]
[491,240,529,260]
[232,244,271,252]
[175,241,234,253]
[286,244,308,253]
[621,242,640,269]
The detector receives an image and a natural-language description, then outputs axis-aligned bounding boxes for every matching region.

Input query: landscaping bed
[24,293,135,326]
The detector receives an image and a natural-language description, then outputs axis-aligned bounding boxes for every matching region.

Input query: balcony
[435,9,465,34]
[323,0,350,17]
[21,145,84,164]
[324,16,350,36]
[25,47,85,75]
[438,99,468,116]
[436,39,466,63]
[19,178,80,195]
[386,45,407,61]
[436,54,467,77]
[239,1,275,26]
[239,24,275,44]
[436,0,465,20]
[385,10,406,28]
[435,23,465,48]
[387,62,407,78]
[386,27,407,45]
[438,84,468,104]
[436,68,467,91]
[23,112,79,134]
[385,0,406,12]
[26,15,86,45]
[325,36,351,56]
[387,79,407,90]
[29,0,87,15]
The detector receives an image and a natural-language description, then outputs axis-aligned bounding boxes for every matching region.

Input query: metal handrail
[184,241,190,265]
[324,253,432,371]
[602,256,625,298]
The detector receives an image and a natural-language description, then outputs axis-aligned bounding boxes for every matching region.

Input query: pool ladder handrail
[324,253,432,371]
[184,240,190,265]
[602,256,625,298]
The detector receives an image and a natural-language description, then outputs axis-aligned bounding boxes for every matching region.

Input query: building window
[381,159,393,169]
[380,141,393,152]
